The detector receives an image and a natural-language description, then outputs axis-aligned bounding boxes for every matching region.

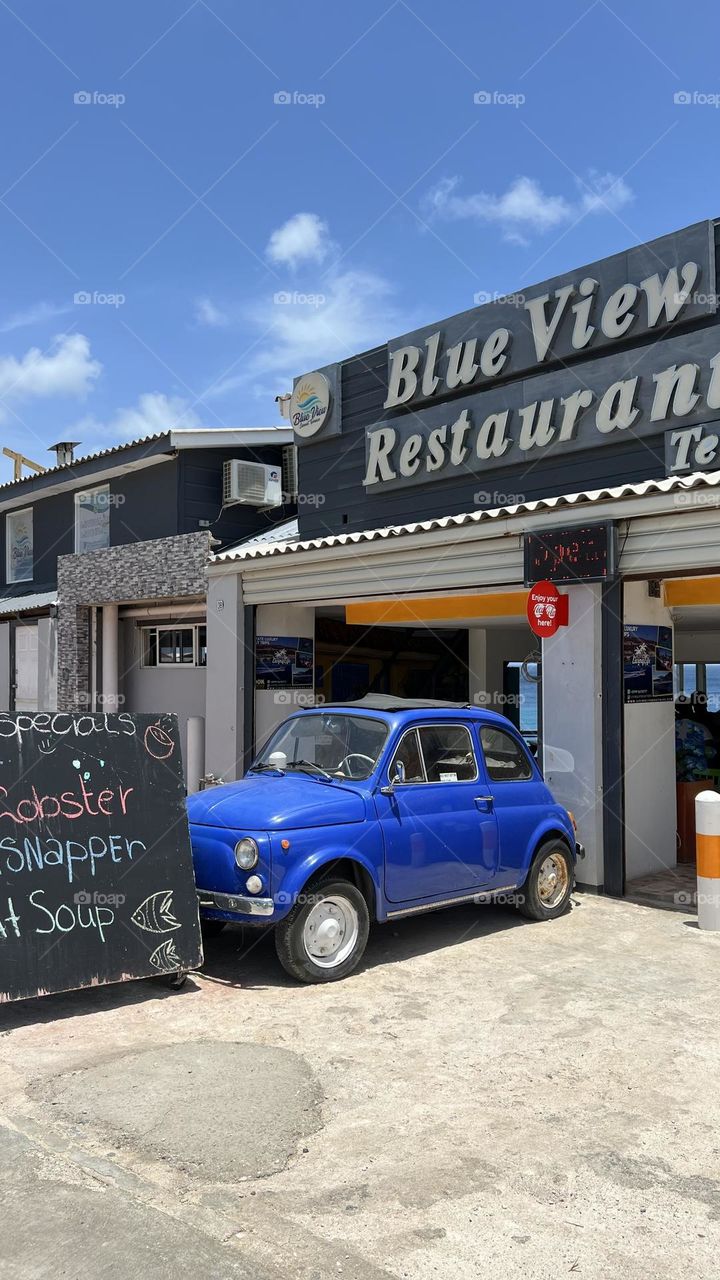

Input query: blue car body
[188,704,578,929]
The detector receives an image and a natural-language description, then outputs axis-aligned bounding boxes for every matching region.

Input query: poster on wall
[76,487,110,553]
[7,508,33,582]
[255,636,314,690]
[623,624,674,703]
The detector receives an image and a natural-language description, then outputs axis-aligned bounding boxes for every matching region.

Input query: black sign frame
[0,712,203,1004]
[523,522,617,586]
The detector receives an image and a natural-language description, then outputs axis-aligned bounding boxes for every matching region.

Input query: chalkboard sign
[524,523,617,585]
[0,712,203,1004]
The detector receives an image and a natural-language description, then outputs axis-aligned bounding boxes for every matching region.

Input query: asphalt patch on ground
[31,1041,322,1181]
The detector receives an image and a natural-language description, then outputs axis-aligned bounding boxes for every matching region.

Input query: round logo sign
[289,371,331,438]
[526,580,568,638]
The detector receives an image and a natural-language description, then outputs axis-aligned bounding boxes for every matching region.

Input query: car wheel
[201,919,226,939]
[516,840,574,921]
[275,879,370,983]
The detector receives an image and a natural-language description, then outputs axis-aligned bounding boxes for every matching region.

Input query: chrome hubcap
[537,853,570,907]
[303,896,359,969]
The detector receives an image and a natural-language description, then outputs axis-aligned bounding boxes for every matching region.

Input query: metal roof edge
[0,426,291,502]
[210,470,720,568]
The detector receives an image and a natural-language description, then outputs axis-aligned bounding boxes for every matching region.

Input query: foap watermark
[74,291,125,308]
[273,290,326,308]
[473,691,524,710]
[673,489,720,509]
[674,90,720,108]
[74,889,126,907]
[76,489,126,508]
[274,89,325,108]
[76,691,127,707]
[474,489,526,507]
[74,90,126,108]
[292,490,325,507]
[272,691,325,707]
[473,89,525,108]
[474,289,526,307]
[675,290,720,307]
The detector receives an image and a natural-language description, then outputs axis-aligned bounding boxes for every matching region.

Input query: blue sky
[0,0,718,472]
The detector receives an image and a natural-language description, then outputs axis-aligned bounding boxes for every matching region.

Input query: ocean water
[676,663,720,711]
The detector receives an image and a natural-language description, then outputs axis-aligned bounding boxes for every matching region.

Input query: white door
[15,623,39,711]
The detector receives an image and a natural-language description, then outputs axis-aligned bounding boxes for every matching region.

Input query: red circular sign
[527,580,566,637]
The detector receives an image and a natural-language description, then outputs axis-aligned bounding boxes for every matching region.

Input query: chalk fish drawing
[144,720,175,761]
[131,890,181,933]
[149,938,182,973]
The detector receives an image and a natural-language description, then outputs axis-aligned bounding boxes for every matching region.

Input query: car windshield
[253,713,388,781]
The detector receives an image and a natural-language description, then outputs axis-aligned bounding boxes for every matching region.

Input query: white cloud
[73,392,202,445]
[0,300,73,334]
[207,268,405,401]
[194,297,228,327]
[0,333,100,419]
[578,170,634,216]
[422,172,634,243]
[266,212,332,269]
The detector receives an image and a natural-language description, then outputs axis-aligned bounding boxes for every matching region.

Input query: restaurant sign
[350,220,719,491]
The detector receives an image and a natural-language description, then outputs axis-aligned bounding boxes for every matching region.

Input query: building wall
[0,443,294,600]
[119,619,206,774]
[178,447,294,545]
[56,531,211,710]
[623,581,677,880]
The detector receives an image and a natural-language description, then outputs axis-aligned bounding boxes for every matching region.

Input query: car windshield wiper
[284,759,334,780]
[248,761,284,772]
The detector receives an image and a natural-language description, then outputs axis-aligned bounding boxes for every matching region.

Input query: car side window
[389,729,425,783]
[480,725,533,782]
[418,725,477,782]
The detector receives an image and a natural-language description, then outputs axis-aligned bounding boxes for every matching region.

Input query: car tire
[201,919,226,939]
[516,839,575,921]
[275,879,370,983]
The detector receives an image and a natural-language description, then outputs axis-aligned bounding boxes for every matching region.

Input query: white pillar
[101,603,119,713]
[696,790,720,930]
[205,571,247,782]
[186,716,205,794]
[542,583,604,888]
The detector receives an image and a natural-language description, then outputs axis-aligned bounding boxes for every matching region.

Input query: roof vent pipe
[48,441,80,466]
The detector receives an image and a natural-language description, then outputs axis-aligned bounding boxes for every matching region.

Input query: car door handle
[474,795,494,812]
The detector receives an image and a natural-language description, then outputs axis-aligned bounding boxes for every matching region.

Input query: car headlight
[234,837,259,870]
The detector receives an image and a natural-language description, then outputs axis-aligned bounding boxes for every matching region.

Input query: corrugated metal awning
[0,590,57,617]
[213,470,720,565]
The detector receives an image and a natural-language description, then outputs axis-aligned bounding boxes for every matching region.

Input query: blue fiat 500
[188,697,581,983]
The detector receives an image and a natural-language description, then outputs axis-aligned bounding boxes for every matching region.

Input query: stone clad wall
[56,532,212,710]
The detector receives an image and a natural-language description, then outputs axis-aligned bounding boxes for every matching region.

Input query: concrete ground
[1,894,720,1279]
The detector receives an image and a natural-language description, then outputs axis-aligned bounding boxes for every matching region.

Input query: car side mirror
[380,760,405,795]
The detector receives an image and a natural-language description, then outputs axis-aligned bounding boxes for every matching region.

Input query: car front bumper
[197,889,274,918]
[575,841,586,860]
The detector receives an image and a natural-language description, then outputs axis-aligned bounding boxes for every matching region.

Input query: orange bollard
[695,790,720,930]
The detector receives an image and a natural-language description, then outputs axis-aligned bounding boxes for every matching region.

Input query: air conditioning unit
[282,444,298,502]
[223,460,282,508]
